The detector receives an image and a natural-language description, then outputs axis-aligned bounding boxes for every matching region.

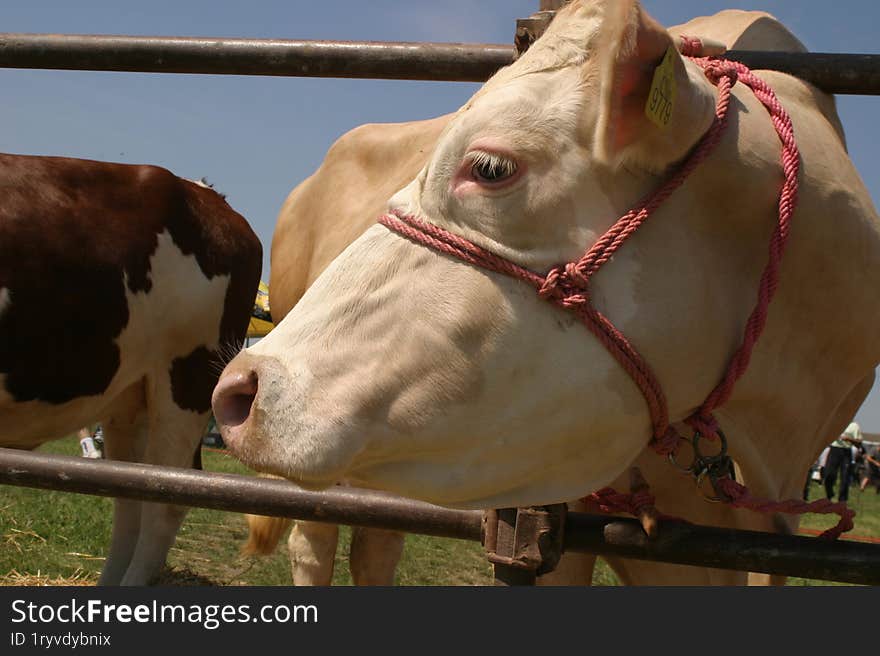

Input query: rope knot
[537,266,564,299]
[703,60,739,87]
[538,263,590,305]
[630,489,655,514]
[650,426,681,457]
[564,261,590,289]
[677,36,704,58]
[686,412,720,440]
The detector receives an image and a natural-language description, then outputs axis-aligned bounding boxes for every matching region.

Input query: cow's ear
[592,1,717,170]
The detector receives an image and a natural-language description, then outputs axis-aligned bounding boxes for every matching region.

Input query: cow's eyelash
[466,151,518,178]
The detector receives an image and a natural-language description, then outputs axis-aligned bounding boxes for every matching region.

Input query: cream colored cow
[221,1,878,585]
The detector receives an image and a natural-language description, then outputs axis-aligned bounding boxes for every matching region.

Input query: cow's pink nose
[212,359,259,448]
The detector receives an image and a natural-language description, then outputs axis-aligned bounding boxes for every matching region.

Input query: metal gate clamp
[482,504,567,576]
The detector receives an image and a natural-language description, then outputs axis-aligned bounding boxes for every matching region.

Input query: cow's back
[670,9,807,53]
[269,115,450,320]
[670,10,846,144]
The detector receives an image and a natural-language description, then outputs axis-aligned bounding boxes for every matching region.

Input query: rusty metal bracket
[514,11,557,57]
[514,1,570,56]
[482,504,567,585]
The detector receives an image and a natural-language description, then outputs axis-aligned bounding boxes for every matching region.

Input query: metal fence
[2,448,878,585]
[1,2,880,586]
[0,33,879,94]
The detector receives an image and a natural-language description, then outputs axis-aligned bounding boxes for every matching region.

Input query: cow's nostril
[212,370,258,429]
[218,391,256,428]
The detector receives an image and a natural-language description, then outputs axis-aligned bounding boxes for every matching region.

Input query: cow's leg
[349,527,404,586]
[118,384,210,585]
[288,521,339,585]
[536,500,596,586]
[537,552,597,585]
[607,557,745,585]
[738,459,806,587]
[98,381,149,585]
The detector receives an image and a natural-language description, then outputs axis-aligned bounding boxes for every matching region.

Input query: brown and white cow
[217,0,879,585]
[0,153,262,585]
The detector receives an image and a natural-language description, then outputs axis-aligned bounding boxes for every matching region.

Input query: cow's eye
[469,151,518,184]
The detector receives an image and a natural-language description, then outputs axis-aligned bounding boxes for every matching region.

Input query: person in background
[860,441,880,493]
[823,422,862,502]
[77,424,104,459]
[818,446,829,479]
[803,447,829,501]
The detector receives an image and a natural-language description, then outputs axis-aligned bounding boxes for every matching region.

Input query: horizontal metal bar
[0,34,878,94]
[0,34,515,82]
[565,513,880,586]
[1,447,878,584]
[725,50,880,96]
[0,447,482,541]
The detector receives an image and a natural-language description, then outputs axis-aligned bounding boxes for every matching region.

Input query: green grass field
[1,436,876,586]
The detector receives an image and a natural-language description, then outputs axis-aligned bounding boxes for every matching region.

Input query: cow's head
[213,0,742,508]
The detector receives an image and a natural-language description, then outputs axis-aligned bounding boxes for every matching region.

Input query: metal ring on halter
[668,430,728,474]
[692,429,728,465]
[667,435,697,474]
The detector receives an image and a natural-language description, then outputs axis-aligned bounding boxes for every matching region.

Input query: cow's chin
[225,415,636,508]
[230,449,342,492]
[222,420,363,492]
[341,457,617,511]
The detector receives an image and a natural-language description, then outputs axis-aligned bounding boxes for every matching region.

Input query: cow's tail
[241,514,292,556]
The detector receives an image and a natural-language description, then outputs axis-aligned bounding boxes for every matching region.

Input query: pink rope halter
[378,50,854,539]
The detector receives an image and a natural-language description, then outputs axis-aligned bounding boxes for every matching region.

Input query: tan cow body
[222,2,879,585]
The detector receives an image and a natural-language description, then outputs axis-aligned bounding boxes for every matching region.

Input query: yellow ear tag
[645,46,677,129]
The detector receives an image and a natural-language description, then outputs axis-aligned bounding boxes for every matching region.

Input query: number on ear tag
[645,46,677,129]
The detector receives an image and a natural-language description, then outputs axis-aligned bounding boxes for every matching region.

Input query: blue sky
[1,1,879,429]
